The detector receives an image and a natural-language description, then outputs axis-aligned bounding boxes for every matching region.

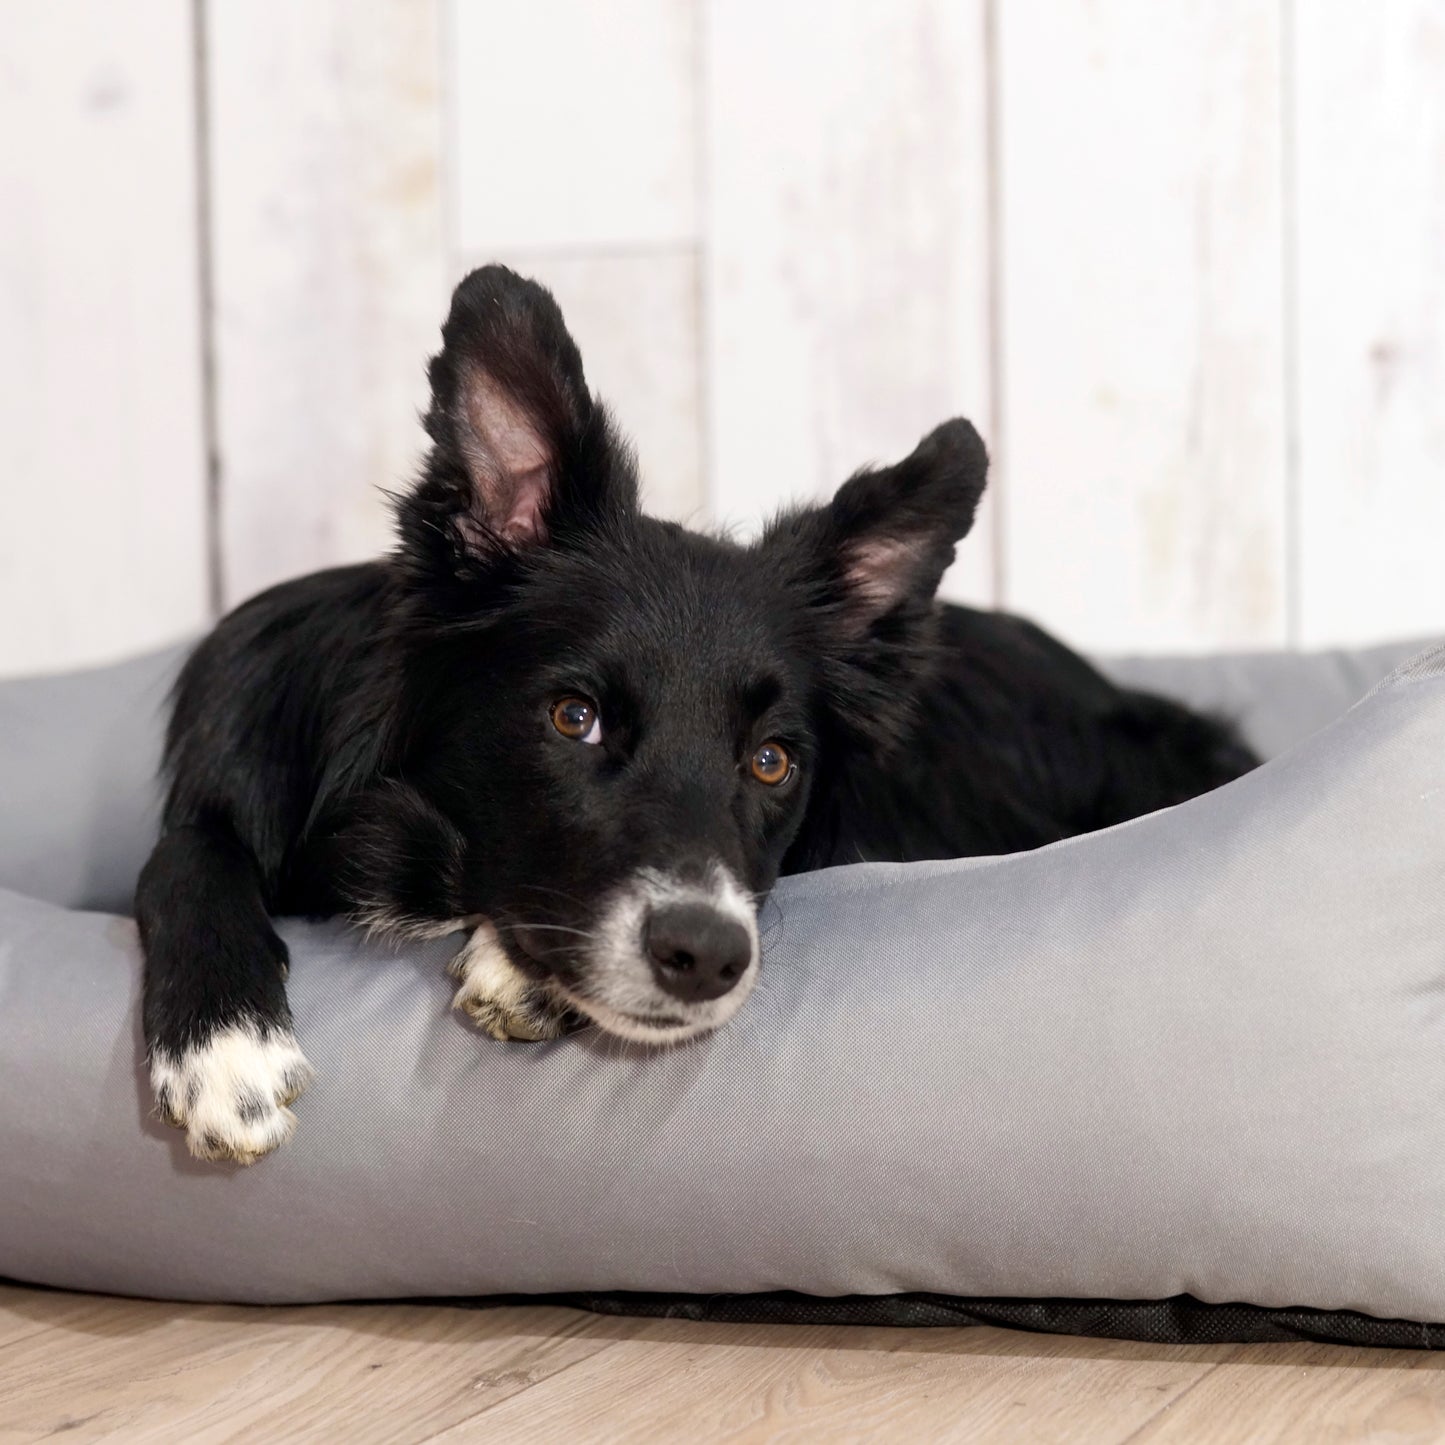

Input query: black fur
[135,265,1256,1156]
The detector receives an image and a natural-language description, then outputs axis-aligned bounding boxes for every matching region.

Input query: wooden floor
[4,1283,1445,1443]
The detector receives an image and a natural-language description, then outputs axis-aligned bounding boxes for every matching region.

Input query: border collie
[136,265,1256,1164]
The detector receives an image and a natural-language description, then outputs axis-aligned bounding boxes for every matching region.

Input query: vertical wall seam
[693,0,714,526]
[982,0,1006,609]
[1280,0,1302,647]
[437,0,458,277]
[192,0,224,617]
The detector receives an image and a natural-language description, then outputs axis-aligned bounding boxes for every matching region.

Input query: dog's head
[393,266,988,1043]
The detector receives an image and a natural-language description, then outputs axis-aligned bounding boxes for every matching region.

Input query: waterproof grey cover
[0,635,1442,1330]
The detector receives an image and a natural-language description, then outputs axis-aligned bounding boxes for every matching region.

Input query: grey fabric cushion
[0,636,1442,1319]
[0,643,184,914]
[1098,636,1437,760]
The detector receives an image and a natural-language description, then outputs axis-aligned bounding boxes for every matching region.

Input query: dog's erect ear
[418,266,630,556]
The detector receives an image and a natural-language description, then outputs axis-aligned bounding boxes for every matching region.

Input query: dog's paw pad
[150,1025,315,1165]
[450,923,578,1042]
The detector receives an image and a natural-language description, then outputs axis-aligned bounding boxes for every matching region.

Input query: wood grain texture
[9,1284,1445,1445]
[464,249,707,523]
[1291,0,1445,648]
[0,1288,615,1444]
[433,1316,1217,1444]
[1131,1342,1445,1443]
[207,0,446,608]
[996,0,1289,653]
[0,0,209,675]
[447,0,698,253]
[703,0,996,605]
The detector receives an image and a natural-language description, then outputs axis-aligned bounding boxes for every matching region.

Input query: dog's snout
[644,903,752,1003]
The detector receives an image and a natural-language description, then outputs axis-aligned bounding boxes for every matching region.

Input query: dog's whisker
[511,883,593,906]
[497,921,601,940]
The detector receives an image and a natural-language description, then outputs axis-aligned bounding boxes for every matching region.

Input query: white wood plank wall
[996,0,1290,652]
[1292,0,1445,647]
[447,0,705,523]
[206,0,447,608]
[704,0,996,604]
[1,1,1442,676]
[0,1,209,675]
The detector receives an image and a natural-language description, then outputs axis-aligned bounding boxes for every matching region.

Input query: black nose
[644,903,752,1003]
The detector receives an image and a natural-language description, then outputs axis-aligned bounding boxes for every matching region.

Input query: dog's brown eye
[750,741,792,786]
[551,697,601,744]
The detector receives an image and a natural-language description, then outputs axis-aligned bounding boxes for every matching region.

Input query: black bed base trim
[6,1275,1435,1348]
[468,1290,1445,1350]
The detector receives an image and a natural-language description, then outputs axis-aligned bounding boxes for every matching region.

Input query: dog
[136,264,1257,1165]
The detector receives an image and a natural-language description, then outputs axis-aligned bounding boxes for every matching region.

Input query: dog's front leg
[303,781,580,1043]
[136,825,314,1164]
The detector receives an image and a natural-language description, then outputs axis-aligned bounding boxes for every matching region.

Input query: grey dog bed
[1,634,1443,1348]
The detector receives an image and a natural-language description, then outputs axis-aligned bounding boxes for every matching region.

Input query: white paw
[450,922,577,1042]
[150,1024,315,1165]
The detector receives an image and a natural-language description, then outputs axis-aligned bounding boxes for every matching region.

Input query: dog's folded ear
[764,418,988,629]
[408,265,635,566]
[759,419,989,749]
[827,419,988,625]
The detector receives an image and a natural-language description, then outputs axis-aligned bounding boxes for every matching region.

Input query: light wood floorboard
[4,1282,1443,1443]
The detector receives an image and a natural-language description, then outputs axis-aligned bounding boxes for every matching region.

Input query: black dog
[136,265,1256,1164]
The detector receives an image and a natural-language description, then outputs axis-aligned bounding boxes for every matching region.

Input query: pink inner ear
[844,535,926,614]
[457,364,554,546]
[493,465,550,542]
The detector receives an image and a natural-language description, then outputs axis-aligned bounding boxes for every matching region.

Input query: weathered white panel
[1293,1,1445,647]
[461,250,705,523]
[997,1,1288,653]
[448,0,697,253]
[208,0,446,606]
[0,0,208,676]
[704,0,995,603]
